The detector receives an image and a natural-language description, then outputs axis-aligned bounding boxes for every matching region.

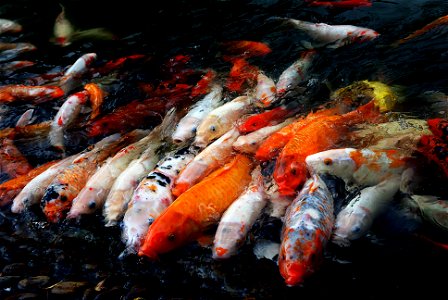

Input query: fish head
[194,116,222,148]
[41,184,71,223]
[212,221,247,260]
[172,117,200,144]
[138,211,201,259]
[274,157,307,196]
[305,148,357,181]
[238,114,268,134]
[333,206,372,244]
[232,135,258,154]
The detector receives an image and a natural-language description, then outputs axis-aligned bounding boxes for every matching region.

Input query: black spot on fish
[175,147,190,155]
[41,186,60,204]
[157,180,167,187]
[161,165,172,170]
[146,174,157,180]
[154,172,171,185]
[60,195,67,202]
[166,157,172,161]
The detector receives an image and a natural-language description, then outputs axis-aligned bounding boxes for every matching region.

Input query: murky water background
[1,0,448,299]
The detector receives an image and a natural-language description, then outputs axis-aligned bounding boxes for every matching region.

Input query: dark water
[1,0,448,299]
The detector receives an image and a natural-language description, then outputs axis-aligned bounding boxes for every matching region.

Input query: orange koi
[0,138,32,181]
[427,118,448,141]
[190,69,217,98]
[0,85,64,104]
[396,15,448,45]
[84,83,106,119]
[138,154,253,259]
[225,58,259,93]
[274,101,381,196]
[221,40,272,59]
[95,54,146,75]
[0,160,57,207]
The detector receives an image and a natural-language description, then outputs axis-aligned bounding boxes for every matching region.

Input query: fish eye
[88,201,96,209]
[210,125,216,132]
[167,233,176,242]
[352,226,361,234]
[251,141,256,145]
[191,127,197,133]
[323,158,333,166]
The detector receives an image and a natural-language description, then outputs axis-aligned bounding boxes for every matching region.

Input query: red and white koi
[305,148,409,188]
[233,118,294,154]
[49,91,89,151]
[11,155,76,213]
[333,176,401,246]
[255,72,276,107]
[69,110,176,218]
[122,147,197,252]
[59,53,97,93]
[0,18,22,35]
[285,18,379,49]
[276,50,315,98]
[279,175,334,286]
[172,84,223,144]
[213,166,266,259]
[172,127,240,197]
[194,96,252,148]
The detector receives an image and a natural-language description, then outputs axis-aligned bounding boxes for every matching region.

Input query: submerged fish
[221,40,272,59]
[409,195,448,232]
[15,109,35,127]
[213,166,266,259]
[0,138,33,180]
[0,85,64,104]
[0,18,22,35]
[59,53,97,94]
[395,15,448,46]
[225,58,259,93]
[279,175,334,286]
[0,43,37,63]
[333,176,401,246]
[255,72,276,107]
[121,147,197,252]
[84,83,106,120]
[138,154,253,259]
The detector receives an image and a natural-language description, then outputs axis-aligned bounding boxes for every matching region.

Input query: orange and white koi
[276,50,315,98]
[11,155,77,213]
[306,147,409,188]
[172,84,223,144]
[84,83,106,120]
[274,101,381,196]
[233,118,294,154]
[333,176,401,246]
[172,127,240,197]
[255,72,276,107]
[41,131,146,223]
[0,85,64,104]
[284,18,379,49]
[138,154,253,259]
[213,166,266,259]
[49,91,89,151]
[194,96,252,148]
[0,18,22,35]
[68,110,176,219]
[0,160,58,207]
[121,147,197,252]
[279,175,334,286]
[0,138,32,180]
[59,53,97,93]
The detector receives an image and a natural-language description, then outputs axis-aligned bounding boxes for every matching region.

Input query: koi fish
[225,58,259,93]
[194,96,252,148]
[15,109,35,127]
[0,61,35,74]
[138,154,253,259]
[94,54,146,75]
[333,176,401,246]
[0,138,33,181]
[84,83,105,120]
[0,18,22,35]
[0,43,37,63]
[59,53,97,94]
[190,69,217,98]
[279,175,334,286]
[53,5,75,46]
[409,195,448,232]
[418,135,448,178]
[172,84,223,144]
[0,160,57,207]
[276,50,315,98]
[0,85,64,104]
[306,148,409,187]
[427,118,448,141]
[121,147,197,252]
[238,101,301,135]
[275,101,381,196]
[41,131,146,223]
[213,166,266,259]
[86,98,165,138]
[255,72,276,107]
[233,118,294,154]
[284,18,379,49]
[221,40,272,59]
[172,128,240,197]
[49,91,90,151]
[306,0,372,8]
[68,110,176,219]
[395,15,448,46]
[11,155,77,213]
